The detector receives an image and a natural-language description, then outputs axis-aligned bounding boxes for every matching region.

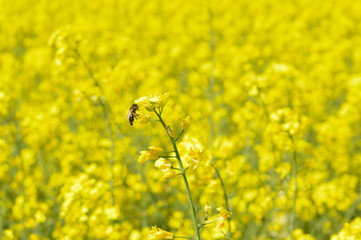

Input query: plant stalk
[290,135,298,240]
[154,109,200,240]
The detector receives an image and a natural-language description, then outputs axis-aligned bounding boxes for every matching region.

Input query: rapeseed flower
[148,93,170,109]
[181,116,191,131]
[138,147,164,164]
[3,0,361,239]
[186,147,205,170]
[135,93,170,111]
[214,207,231,229]
[331,218,361,240]
[155,158,177,178]
[149,226,174,239]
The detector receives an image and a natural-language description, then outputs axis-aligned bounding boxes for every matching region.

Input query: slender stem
[154,109,200,240]
[207,3,216,143]
[211,163,231,239]
[73,48,102,89]
[289,135,298,240]
[106,119,116,207]
[13,118,27,239]
[74,48,116,211]
[175,129,185,142]
[164,150,175,153]
[159,155,177,159]
[199,221,215,228]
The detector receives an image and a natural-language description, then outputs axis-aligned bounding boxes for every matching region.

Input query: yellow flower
[155,158,172,170]
[186,147,205,170]
[275,162,291,180]
[181,116,191,131]
[138,147,164,164]
[134,93,170,112]
[290,229,316,240]
[215,207,231,229]
[160,168,178,178]
[149,226,174,240]
[155,158,177,178]
[136,113,150,124]
[135,97,153,111]
[331,217,361,240]
[2,229,15,240]
[148,93,170,109]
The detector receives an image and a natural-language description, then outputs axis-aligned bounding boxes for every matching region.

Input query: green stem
[289,135,298,240]
[154,109,200,240]
[199,221,215,228]
[159,155,177,159]
[175,129,185,142]
[211,163,231,239]
[75,48,116,213]
[174,236,196,239]
[207,3,216,143]
[13,117,27,240]
[106,119,116,207]
[164,150,175,153]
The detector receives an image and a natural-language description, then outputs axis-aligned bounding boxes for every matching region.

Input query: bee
[127,104,139,126]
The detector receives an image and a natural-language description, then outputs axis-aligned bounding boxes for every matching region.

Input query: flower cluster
[130,93,230,239]
[331,218,361,240]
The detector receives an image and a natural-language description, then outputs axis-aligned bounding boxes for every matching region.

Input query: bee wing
[127,111,132,120]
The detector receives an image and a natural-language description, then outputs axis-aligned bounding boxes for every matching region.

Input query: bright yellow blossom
[214,207,231,229]
[186,147,205,170]
[148,93,170,109]
[289,229,316,240]
[138,147,164,164]
[135,93,170,111]
[149,226,174,240]
[2,229,15,240]
[154,158,172,170]
[155,158,177,178]
[181,116,191,131]
[135,97,153,111]
[160,168,178,178]
[331,217,361,240]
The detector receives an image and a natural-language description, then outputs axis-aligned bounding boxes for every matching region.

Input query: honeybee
[127,104,139,126]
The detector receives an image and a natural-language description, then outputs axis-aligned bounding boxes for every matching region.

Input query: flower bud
[167,126,176,138]
[181,116,191,131]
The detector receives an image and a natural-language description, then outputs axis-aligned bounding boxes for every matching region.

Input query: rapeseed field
[1,0,361,239]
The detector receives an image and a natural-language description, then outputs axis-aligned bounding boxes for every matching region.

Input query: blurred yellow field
[1,0,361,239]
